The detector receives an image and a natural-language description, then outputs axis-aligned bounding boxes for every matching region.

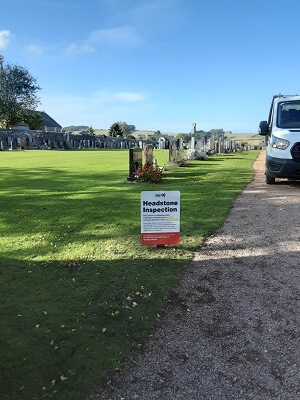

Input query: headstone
[127,147,142,182]
[20,138,26,150]
[36,138,43,149]
[144,144,153,166]
[190,135,195,151]
[169,140,177,162]
[218,132,224,153]
[10,139,17,150]
[158,138,166,150]
[176,138,183,152]
[191,123,197,136]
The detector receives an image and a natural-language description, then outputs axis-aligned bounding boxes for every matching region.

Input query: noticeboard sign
[141,191,180,245]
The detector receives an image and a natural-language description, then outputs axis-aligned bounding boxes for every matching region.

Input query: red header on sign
[141,232,180,246]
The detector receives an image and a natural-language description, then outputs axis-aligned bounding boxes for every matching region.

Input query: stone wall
[0,129,156,151]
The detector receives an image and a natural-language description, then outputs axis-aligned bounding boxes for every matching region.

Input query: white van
[259,94,300,184]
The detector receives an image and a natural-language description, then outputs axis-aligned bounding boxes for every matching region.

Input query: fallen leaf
[51,380,56,385]
[35,324,40,328]
[60,375,68,381]
[102,328,107,333]
[61,325,65,328]
[50,340,54,346]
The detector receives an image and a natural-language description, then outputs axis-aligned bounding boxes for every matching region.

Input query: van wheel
[266,174,275,184]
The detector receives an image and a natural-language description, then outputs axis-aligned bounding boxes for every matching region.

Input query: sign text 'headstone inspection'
[141,191,180,245]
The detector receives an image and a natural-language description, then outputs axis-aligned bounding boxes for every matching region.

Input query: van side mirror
[259,121,270,136]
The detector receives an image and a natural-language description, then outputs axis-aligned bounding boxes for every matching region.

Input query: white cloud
[112,92,145,102]
[88,27,142,47]
[92,90,146,103]
[65,26,141,55]
[65,43,96,55]
[0,30,12,49]
[25,44,43,55]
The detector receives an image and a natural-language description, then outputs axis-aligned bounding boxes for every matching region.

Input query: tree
[0,56,40,129]
[23,111,44,130]
[86,126,94,134]
[128,125,136,132]
[154,130,161,135]
[175,133,190,143]
[109,122,123,137]
[118,121,130,137]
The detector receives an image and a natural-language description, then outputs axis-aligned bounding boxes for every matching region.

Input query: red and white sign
[141,191,180,245]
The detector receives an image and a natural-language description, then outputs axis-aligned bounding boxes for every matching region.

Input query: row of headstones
[0,135,155,151]
[190,134,240,153]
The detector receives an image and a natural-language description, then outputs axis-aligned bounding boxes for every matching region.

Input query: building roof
[37,111,62,129]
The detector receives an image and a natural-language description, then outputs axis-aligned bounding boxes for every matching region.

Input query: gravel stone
[91,152,300,400]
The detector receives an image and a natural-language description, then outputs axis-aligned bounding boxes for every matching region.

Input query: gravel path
[91,152,300,400]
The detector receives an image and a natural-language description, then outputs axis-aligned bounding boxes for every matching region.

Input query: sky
[1,0,300,133]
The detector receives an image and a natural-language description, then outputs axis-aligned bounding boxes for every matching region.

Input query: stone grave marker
[1,140,7,150]
[127,147,142,182]
[10,139,17,150]
[20,138,26,150]
[144,144,153,166]
[169,140,177,162]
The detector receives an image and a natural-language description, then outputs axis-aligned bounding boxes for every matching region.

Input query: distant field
[0,149,259,400]
[92,129,178,137]
[230,133,265,146]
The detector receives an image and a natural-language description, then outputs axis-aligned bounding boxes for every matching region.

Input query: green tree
[128,124,136,132]
[109,122,123,137]
[118,121,130,137]
[23,111,44,130]
[0,56,40,129]
[175,133,190,143]
[86,126,94,134]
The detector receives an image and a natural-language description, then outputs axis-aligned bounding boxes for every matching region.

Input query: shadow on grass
[0,161,256,246]
[0,256,183,400]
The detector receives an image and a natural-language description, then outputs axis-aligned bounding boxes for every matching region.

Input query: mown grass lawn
[0,149,259,400]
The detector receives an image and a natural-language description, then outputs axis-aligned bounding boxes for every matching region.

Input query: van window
[277,100,300,128]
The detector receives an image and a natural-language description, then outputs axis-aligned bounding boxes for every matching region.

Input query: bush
[137,164,162,183]
[186,149,208,160]
[171,154,188,167]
